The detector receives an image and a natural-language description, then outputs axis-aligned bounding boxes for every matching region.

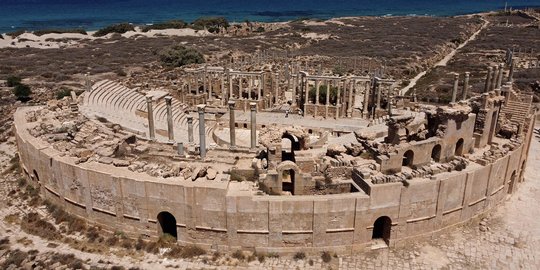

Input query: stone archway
[157,211,177,239]
[402,150,414,168]
[276,161,302,195]
[372,216,392,245]
[455,138,464,157]
[431,144,442,162]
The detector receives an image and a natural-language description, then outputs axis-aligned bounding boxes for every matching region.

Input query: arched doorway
[402,150,414,167]
[508,171,516,194]
[431,144,442,162]
[157,211,177,239]
[282,169,295,195]
[372,216,392,245]
[455,138,464,156]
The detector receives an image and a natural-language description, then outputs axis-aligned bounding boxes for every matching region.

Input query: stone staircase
[500,91,532,129]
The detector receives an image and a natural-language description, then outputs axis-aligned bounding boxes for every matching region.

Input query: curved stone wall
[14,106,534,254]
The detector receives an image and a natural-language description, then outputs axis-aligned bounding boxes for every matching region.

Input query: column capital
[145,95,153,102]
[187,115,193,122]
[228,100,236,108]
[249,102,257,111]
[453,73,459,79]
[465,71,470,77]
[197,104,206,113]
[164,96,172,104]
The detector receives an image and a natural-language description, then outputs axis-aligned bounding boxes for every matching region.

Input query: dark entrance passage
[372,216,392,245]
[402,150,414,167]
[431,144,442,162]
[157,211,177,239]
[282,169,295,195]
[455,138,464,156]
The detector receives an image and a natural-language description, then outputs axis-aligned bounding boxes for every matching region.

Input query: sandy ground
[0,27,212,49]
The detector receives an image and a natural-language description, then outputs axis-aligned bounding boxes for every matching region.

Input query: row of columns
[228,100,257,150]
[450,72,471,103]
[483,63,506,93]
[145,95,208,158]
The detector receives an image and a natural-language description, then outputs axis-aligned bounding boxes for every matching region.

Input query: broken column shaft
[228,100,236,149]
[197,105,206,158]
[187,116,194,144]
[496,63,504,89]
[146,95,155,140]
[165,96,174,142]
[250,102,257,150]
[484,66,493,92]
[451,73,459,103]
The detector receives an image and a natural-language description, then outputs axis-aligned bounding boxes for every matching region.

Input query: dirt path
[399,17,490,95]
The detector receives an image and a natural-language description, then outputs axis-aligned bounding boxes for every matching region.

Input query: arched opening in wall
[455,138,464,157]
[33,170,40,183]
[508,171,516,194]
[519,160,526,182]
[243,123,248,129]
[402,150,414,168]
[431,144,442,162]
[281,137,295,162]
[282,169,295,195]
[157,211,177,239]
[488,111,498,144]
[372,216,392,245]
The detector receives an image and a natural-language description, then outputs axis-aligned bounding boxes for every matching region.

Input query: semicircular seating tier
[81,80,213,144]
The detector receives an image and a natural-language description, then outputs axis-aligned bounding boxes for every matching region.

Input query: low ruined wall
[13,107,532,254]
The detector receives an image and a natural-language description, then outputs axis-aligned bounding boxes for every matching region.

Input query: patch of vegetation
[165,244,206,259]
[231,249,245,261]
[254,26,265,33]
[158,45,205,67]
[43,200,87,233]
[142,20,187,32]
[12,83,32,102]
[192,17,229,33]
[1,249,28,268]
[33,28,87,36]
[6,29,25,38]
[21,212,58,240]
[321,251,332,263]
[293,251,306,261]
[6,75,21,87]
[55,87,72,100]
[309,84,338,105]
[93,23,135,37]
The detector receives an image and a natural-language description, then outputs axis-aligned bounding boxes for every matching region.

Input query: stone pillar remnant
[491,65,499,91]
[146,95,155,140]
[165,96,174,142]
[197,105,206,158]
[484,66,493,93]
[250,102,257,150]
[451,73,459,103]
[228,100,236,149]
[187,116,194,144]
[496,63,504,89]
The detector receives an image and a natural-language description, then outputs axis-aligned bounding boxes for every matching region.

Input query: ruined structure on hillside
[14,60,536,253]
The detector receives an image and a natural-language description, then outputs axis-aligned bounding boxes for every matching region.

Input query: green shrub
[142,20,187,32]
[55,88,72,100]
[254,26,265,33]
[6,75,21,87]
[6,30,25,38]
[33,29,87,36]
[12,84,32,101]
[309,84,338,105]
[321,251,332,263]
[293,251,306,261]
[93,23,134,37]
[192,17,229,31]
[231,249,245,261]
[158,45,204,67]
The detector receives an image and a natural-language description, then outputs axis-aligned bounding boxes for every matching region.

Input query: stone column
[314,79,320,116]
[146,95,155,140]
[362,80,369,118]
[177,142,185,157]
[509,61,514,82]
[303,77,309,115]
[484,66,492,92]
[221,73,226,105]
[292,74,297,105]
[376,81,381,110]
[187,116,194,144]
[274,74,279,105]
[209,75,213,100]
[165,96,174,142]
[228,72,233,99]
[250,102,257,150]
[348,80,354,117]
[257,74,262,100]
[451,73,459,103]
[197,105,206,158]
[496,63,504,89]
[325,80,330,118]
[239,76,243,99]
[85,73,91,91]
[228,101,236,149]
[491,65,499,91]
[462,72,470,100]
[204,66,208,97]
[336,79,341,119]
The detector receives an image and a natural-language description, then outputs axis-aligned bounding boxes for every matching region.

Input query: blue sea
[1,0,540,33]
